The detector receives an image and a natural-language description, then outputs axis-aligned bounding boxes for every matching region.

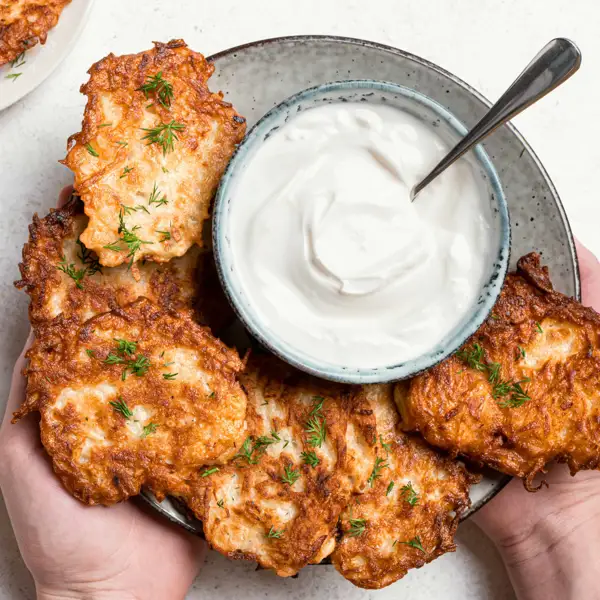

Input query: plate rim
[143,33,581,535]
[0,0,96,112]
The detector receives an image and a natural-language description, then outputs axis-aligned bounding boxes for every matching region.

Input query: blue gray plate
[141,34,579,535]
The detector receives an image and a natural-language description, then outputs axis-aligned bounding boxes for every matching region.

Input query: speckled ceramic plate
[141,34,579,536]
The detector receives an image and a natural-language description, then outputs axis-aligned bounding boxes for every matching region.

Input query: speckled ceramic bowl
[213,80,510,384]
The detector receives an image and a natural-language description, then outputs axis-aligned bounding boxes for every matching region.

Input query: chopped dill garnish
[120,165,134,178]
[301,450,320,467]
[141,423,158,438]
[103,338,150,380]
[233,434,279,465]
[348,518,367,537]
[518,346,526,358]
[400,536,426,553]
[217,499,225,508]
[76,238,102,275]
[137,72,174,109]
[379,435,392,454]
[310,395,325,416]
[109,397,133,419]
[5,73,22,82]
[122,203,150,215]
[85,143,99,157]
[156,229,171,242]
[141,120,185,155]
[103,210,153,268]
[281,465,300,485]
[148,182,168,207]
[114,338,137,356]
[116,141,128,147]
[456,343,487,372]
[497,380,531,408]
[536,322,544,334]
[56,256,86,289]
[305,415,326,448]
[367,457,389,487]
[200,467,219,478]
[400,482,419,506]
[98,122,113,128]
[162,372,178,380]
[386,481,395,496]
[11,52,26,68]
[266,526,284,539]
[85,349,95,358]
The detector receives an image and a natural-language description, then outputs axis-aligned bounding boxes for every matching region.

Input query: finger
[57,185,74,208]
[575,239,600,311]
[2,331,33,418]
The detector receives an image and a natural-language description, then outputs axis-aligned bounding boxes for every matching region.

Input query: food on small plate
[15,194,232,332]
[396,253,600,489]
[62,39,246,268]
[331,385,475,589]
[0,0,71,66]
[179,356,378,577]
[16,298,247,505]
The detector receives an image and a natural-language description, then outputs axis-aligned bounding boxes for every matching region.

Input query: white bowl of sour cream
[213,80,510,383]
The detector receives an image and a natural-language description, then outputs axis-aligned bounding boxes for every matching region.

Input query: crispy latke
[396,253,600,489]
[15,194,233,332]
[331,385,474,589]
[62,39,246,267]
[0,0,70,66]
[17,298,247,505]
[179,356,378,577]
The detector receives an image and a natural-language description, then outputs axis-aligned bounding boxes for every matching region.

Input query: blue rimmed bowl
[213,79,510,384]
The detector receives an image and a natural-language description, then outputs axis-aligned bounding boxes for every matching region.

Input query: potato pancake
[0,0,70,66]
[62,39,246,267]
[396,253,600,489]
[331,385,474,589]
[16,298,247,505]
[15,194,233,332]
[179,356,378,577]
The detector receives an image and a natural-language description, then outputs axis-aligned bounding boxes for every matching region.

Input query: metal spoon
[411,38,581,201]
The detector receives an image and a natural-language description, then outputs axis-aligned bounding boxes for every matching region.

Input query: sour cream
[230,103,493,369]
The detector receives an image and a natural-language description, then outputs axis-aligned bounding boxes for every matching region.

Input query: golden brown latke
[17,298,247,505]
[62,39,246,267]
[178,356,378,577]
[396,253,600,489]
[15,194,233,332]
[0,0,70,66]
[332,385,474,589]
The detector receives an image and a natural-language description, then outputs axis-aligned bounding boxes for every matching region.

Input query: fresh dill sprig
[137,72,174,109]
[536,322,544,334]
[518,346,526,359]
[103,339,150,380]
[233,434,279,465]
[400,536,426,553]
[122,203,150,215]
[114,338,137,356]
[281,465,300,486]
[497,380,531,408]
[148,182,168,207]
[301,450,320,467]
[11,52,26,68]
[109,397,133,419]
[386,481,395,496]
[217,499,225,508]
[5,73,22,82]
[400,482,419,506]
[98,122,113,128]
[103,210,153,268]
[456,343,487,372]
[305,415,326,448]
[162,372,178,380]
[56,256,86,289]
[367,457,389,487]
[76,238,102,275]
[310,395,325,416]
[141,423,158,438]
[156,229,171,242]
[200,467,219,478]
[266,526,284,539]
[141,120,185,155]
[348,518,367,537]
[85,349,95,358]
[85,143,99,157]
[120,165,134,178]
[379,435,392,454]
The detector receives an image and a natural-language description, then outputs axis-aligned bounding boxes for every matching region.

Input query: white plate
[0,0,95,112]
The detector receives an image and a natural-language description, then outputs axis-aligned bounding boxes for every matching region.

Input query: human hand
[0,187,205,600]
[473,241,600,600]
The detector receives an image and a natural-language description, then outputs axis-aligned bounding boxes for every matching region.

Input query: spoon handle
[412,38,581,199]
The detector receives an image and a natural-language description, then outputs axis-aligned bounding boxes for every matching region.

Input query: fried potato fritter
[62,39,246,267]
[15,195,233,332]
[0,0,70,66]
[397,253,600,488]
[18,298,247,505]
[180,357,378,577]
[332,385,474,589]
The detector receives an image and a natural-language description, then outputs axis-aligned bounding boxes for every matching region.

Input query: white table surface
[1,1,599,598]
